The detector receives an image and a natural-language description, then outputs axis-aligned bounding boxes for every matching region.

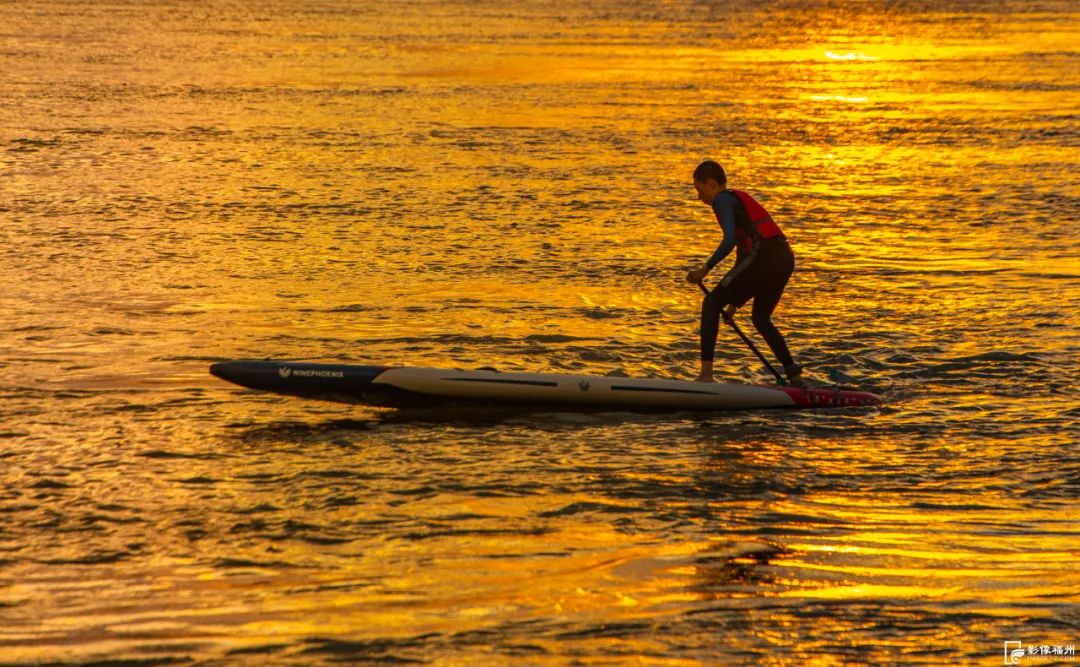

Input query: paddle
[696,281,787,385]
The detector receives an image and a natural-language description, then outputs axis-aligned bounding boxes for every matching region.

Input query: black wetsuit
[700,191,796,369]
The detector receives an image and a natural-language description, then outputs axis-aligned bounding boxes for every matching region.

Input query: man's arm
[704,194,738,271]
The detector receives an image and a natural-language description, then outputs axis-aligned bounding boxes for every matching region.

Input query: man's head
[693,160,727,204]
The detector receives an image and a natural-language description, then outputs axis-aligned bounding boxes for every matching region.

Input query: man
[685,160,805,387]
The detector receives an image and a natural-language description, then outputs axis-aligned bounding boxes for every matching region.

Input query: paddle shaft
[696,281,786,385]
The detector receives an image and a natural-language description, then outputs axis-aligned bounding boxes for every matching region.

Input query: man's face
[694,178,721,204]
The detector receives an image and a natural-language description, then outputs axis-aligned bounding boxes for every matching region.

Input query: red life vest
[721,189,785,251]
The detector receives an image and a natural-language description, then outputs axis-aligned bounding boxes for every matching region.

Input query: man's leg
[750,290,794,370]
[699,284,730,380]
[749,244,802,385]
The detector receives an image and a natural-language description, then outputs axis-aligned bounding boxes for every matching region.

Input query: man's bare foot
[696,360,715,383]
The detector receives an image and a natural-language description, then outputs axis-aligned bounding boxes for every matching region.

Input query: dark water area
[1,0,1078,664]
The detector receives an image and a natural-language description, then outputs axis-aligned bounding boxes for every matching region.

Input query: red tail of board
[778,387,882,408]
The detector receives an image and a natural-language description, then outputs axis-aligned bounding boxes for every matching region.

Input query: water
[2,0,1078,664]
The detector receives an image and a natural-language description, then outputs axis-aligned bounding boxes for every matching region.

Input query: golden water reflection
[2,0,1078,664]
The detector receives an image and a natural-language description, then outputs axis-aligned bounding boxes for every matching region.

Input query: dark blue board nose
[210,360,393,404]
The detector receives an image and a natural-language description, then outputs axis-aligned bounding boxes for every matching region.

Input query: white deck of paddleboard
[374,367,797,409]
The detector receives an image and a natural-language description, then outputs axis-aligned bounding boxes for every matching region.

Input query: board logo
[578,380,590,392]
[278,367,346,379]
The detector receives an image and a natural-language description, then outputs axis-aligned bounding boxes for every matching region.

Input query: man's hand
[686,265,709,285]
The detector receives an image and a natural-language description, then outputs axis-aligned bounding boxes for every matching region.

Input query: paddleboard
[209,361,882,411]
